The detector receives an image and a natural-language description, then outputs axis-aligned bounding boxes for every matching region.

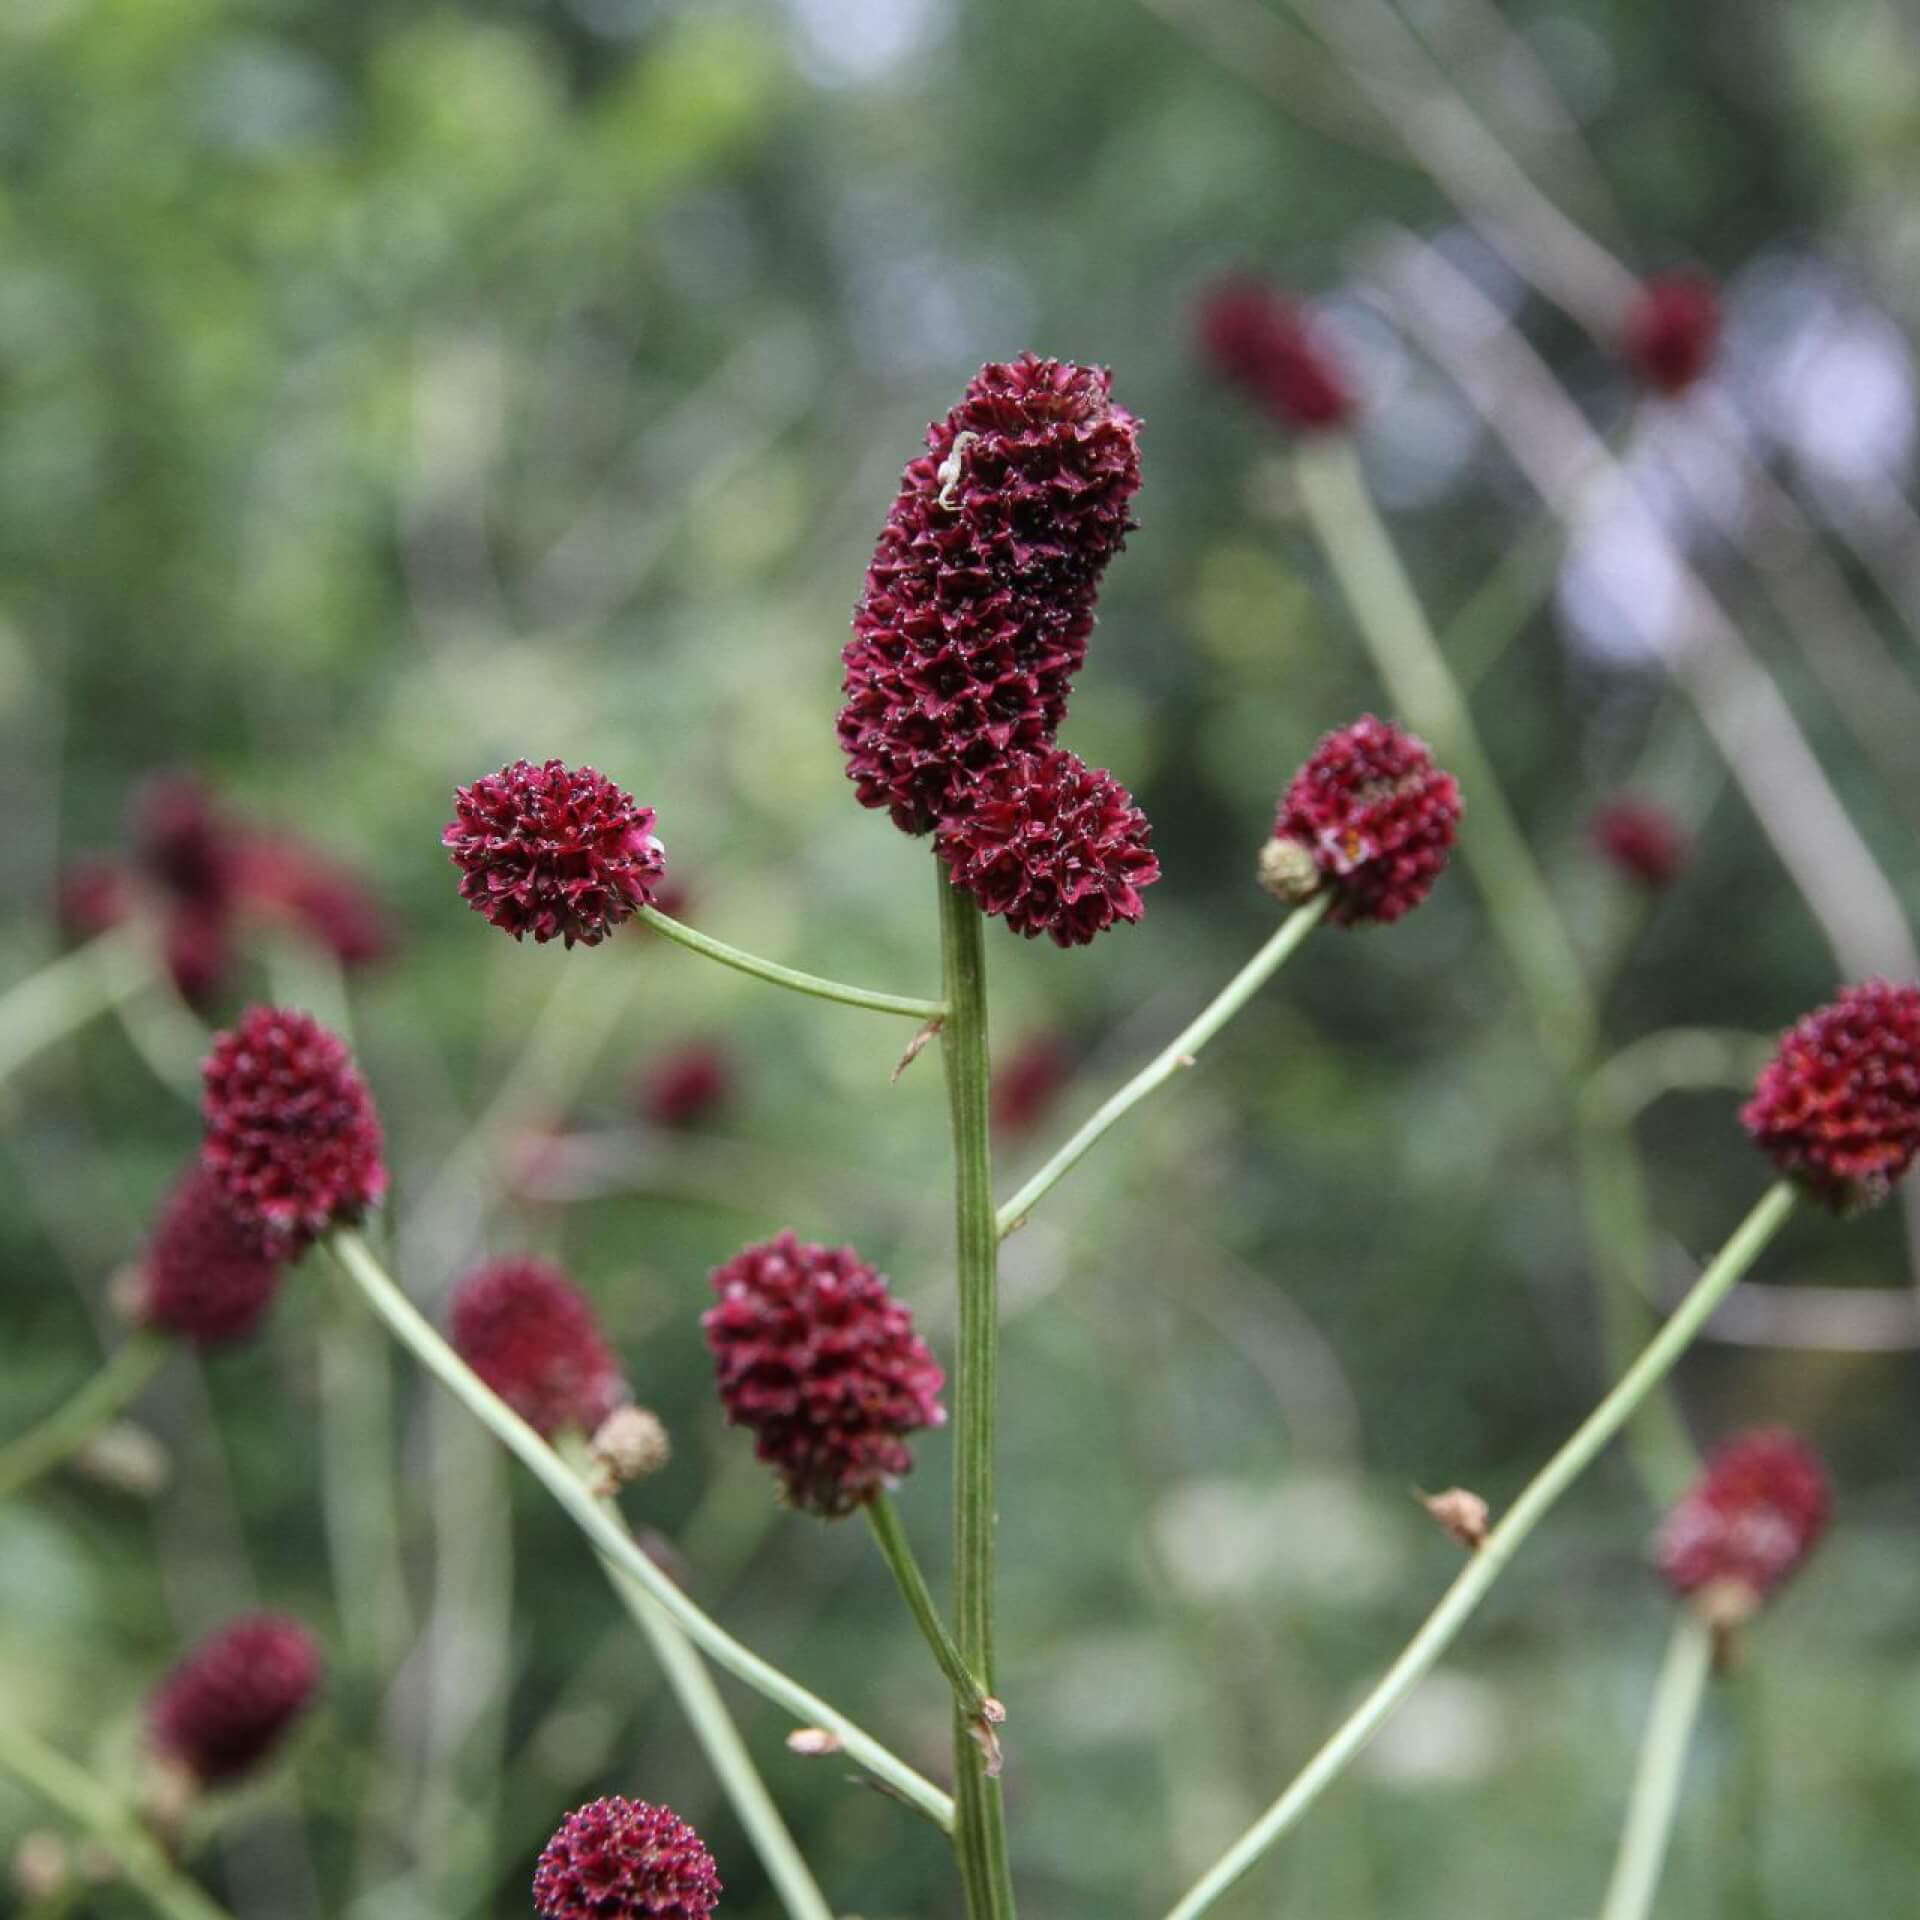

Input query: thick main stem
[1163,1181,1798,1920]
[937,875,1016,1918]
[0,1333,170,1501]
[1599,1613,1715,1920]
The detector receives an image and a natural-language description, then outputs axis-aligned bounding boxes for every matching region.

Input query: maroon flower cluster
[533,1797,720,1920]
[148,1615,322,1786]
[1622,271,1722,396]
[444,759,666,947]
[839,355,1142,836]
[935,747,1160,948]
[992,1033,1074,1137]
[56,772,391,1006]
[1260,716,1462,926]
[1654,1428,1829,1619]
[137,1168,287,1346]
[1197,277,1355,434]
[638,1042,735,1130]
[704,1232,945,1517]
[1591,796,1688,891]
[1741,981,1920,1209]
[201,1006,387,1251]
[450,1258,628,1440]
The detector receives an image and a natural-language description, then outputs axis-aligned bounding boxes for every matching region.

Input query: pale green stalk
[639,907,944,1021]
[0,929,146,1088]
[997,897,1329,1238]
[0,1721,235,1920]
[1163,1182,1797,1920]
[0,1333,170,1501]
[1599,1613,1715,1920]
[324,1228,954,1832]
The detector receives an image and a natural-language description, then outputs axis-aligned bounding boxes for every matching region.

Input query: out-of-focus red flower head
[444,760,665,947]
[162,909,233,1010]
[1654,1428,1829,1623]
[1592,796,1688,891]
[133,773,238,913]
[1260,716,1462,926]
[637,1043,735,1130]
[936,747,1160,948]
[147,1615,322,1787]
[55,858,132,942]
[200,1006,387,1251]
[1741,981,1920,1210]
[1197,277,1355,434]
[533,1798,720,1920]
[137,1167,286,1346]
[450,1257,628,1439]
[1622,271,1722,396]
[704,1232,945,1517]
[992,1034,1075,1136]
[839,354,1142,835]
[237,837,393,968]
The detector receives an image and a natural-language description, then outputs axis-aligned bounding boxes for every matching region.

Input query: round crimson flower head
[1623,271,1722,396]
[1260,716,1462,927]
[704,1232,945,1517]
[148,1615,322,1787]
[1592,796,1688,891]
[1197,277,1355,434]
[839,354,1142,835]
[637,1042,734,1130]
[200,1005,387,1251]
[1741,980,1920,1210]
[1654,1428,1829,1623]
[444,759,665,947]
[450,1257,628,1439]
[138,1167,286,1346]
[533,1797,720,1920]
[936,747,1160,949]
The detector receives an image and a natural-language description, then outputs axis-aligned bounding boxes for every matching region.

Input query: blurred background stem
[0,1331,169,1501]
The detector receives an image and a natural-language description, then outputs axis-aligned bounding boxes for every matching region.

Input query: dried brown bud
[71,1422,173,1498]
[1257,834,1322,905]
[1419,1487,1490,1550]
[590,1407,671,1493]
[11,1832,70,1903]
[785,1728,843,1757]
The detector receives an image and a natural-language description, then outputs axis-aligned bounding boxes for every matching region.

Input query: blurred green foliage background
[3,0,1919,1914]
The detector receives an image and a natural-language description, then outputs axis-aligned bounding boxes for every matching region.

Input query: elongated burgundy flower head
[1623,271,1721,396]
[444,759,665,946]
[1592,796,1688,890]
[936,747,1160,948]
[138,1167,286,1345]
[1260,716,1462,926]
[148,1615,322,1786]
[200,1006,387,1250]
[1654,1429,1829,1622]
[1741,981,1920,1210]
[534,1797,720,1920]
[638,1043,734,1130]
[1197,277,1355,433]
[450,1258,628,1439]
[134,773,238,913]
[704,1232,945,1517]
[839,354,1142,835]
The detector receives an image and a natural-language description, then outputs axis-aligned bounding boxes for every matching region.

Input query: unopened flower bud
[590,1407,671,1492]
[1418,1486,1490,1551]
[11,1832,70,1903]
[71,1421,173,1498]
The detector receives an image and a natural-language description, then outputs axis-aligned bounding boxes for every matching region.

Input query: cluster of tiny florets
[147,1615,323,1786]
[1654,1428,1829,1618]
[444,759,666,947]
[704,1232,945,1517]
[450,1258,628,1440]
[839,355,1142,836]
[1591,796,1688,891]
[1622,271,1722,395]
[137,1168,286,1345]
[200,1006,387,1251]
[935,747,1160,948]
[1260,716,1462,926]
[1741,981,1920,1210]
[533,1797,720,1920]
[1197,277,1355,433]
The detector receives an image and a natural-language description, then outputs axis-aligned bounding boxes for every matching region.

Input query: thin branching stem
[0,1333,171,1501]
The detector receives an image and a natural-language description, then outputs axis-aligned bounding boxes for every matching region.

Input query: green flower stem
[324,1228,954,1833]
[1162,1181,1798,1920]
[0,1721,235,1920]
[638,908,945,1021]
[1293,435,1595,1074]
[0,928,148,1089]
[554,1434,836,1920]
[936,876,1017,1919]
[1599,1613,1716,1920]
[0,1333,171,1501]
[996,896,1329,1240]
[866,1491,999,1734]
